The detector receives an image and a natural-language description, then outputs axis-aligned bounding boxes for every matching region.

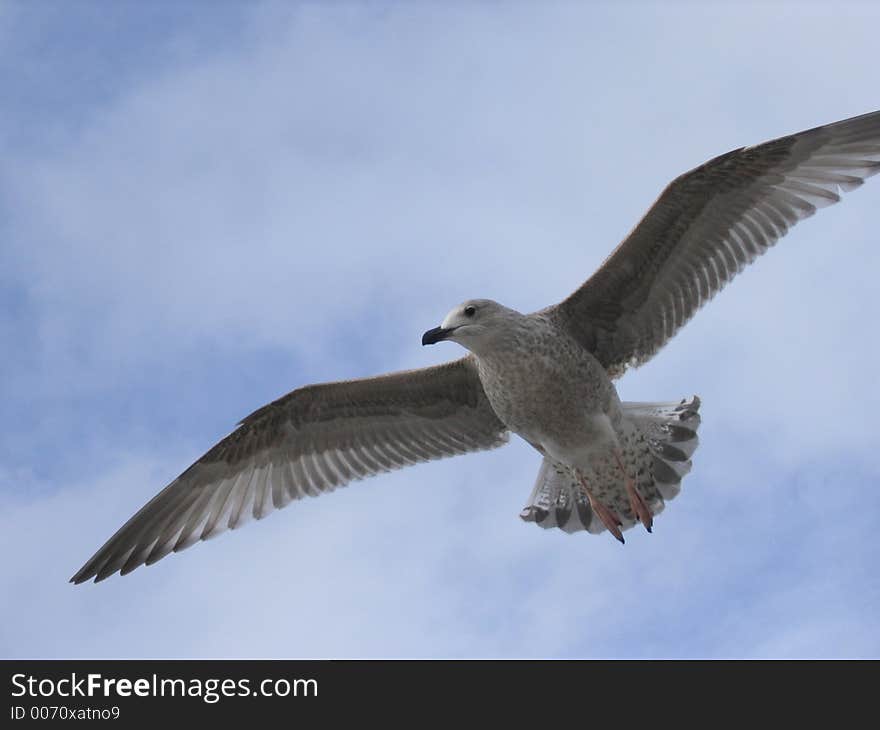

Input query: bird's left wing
[71,356,507,583]
[544,110,880,376]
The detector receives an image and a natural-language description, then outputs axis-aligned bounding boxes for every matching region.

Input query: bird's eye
[464,305,476,317]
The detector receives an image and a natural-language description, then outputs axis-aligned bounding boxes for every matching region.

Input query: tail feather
[519,396,701,535]
[626,396,700,501]
[519,459,604,534]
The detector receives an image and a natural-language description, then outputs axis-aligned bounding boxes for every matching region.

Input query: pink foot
[590,494,626,544]
[577,472,625,544]
[614,451,653,533]
[625,479,653,533]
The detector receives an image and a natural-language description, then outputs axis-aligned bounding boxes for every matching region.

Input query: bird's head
[422,299,520,355]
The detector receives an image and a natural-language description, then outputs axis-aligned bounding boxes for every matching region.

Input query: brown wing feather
[546,109,880,376]
[71,357,507,583]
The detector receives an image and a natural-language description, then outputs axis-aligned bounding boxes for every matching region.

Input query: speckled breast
[474,319,620,449]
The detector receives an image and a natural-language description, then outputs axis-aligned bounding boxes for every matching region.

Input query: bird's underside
[72,109,880,583]
[520,397,702,538]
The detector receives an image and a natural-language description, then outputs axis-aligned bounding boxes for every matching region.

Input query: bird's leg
[613,450,653,533]
[576,471,625,544]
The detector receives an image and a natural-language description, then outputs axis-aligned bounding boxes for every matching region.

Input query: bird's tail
[519,396,701,534]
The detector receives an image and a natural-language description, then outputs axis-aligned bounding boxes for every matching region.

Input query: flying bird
[72,110,880,583]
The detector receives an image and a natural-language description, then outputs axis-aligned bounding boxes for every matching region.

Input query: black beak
[422,326,455,346]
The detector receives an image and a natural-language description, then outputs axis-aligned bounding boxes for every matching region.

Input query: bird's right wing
[545,110,880,377]
[71,356,507,583]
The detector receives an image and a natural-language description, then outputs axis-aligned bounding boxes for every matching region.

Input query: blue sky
[2,1,878,658]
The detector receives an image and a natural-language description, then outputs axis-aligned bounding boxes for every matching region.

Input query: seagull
[71,110,880,583]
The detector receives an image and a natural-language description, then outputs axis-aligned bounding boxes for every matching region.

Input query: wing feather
[546,110,880,375]
[71,357,507,583]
